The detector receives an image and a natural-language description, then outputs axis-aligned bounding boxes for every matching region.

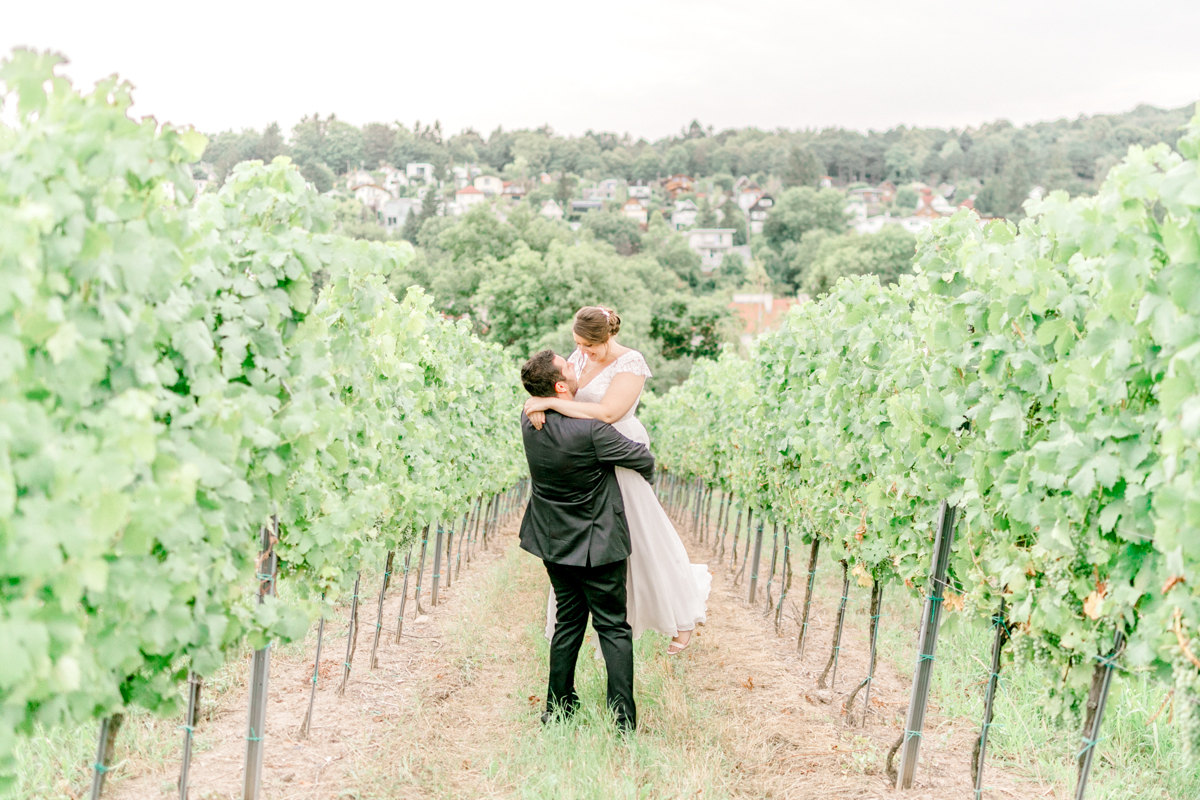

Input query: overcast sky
[4,0,1199,140]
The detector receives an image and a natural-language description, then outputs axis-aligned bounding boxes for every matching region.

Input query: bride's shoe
[667,630,692,656]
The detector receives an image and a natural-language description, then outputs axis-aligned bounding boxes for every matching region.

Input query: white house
[451,165,471,189]
[737,182,764,212]
[501,182,527,203]
[346,169,375,190]
[748,194,773,234]
[379,165,407,196]
[622,198,647,225]
[584,178,620,201]
[628,181,652,200]
[540,199,564,220]
[474,175,504,196]
[406,162,436,184]
[382,198,420,231]
[455,185,486,212]
[354,183,392,214]
[852,213,932,235]
[671,198,699,230]
[686,228,736,270]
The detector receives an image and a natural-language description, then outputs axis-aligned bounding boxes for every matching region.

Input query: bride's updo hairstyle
[573,305,621,345]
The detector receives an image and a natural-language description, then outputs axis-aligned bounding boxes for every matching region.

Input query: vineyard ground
[18,512,1188,799]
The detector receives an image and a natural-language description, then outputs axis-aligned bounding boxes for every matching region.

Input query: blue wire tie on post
[178,725,194,733]
[1075,736,1103,760]
[93,763,109,774]
[904,730,922,742]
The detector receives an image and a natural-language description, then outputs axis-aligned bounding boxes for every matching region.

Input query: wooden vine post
[338,572,362,696]
[431,522,445,605]
[747,516,766,603]
[393,546,414,642]
[895,498,958,789]
[818,561,850,690]
[243,517,278,800]
[369,551,395,669]
[796,538,821,659]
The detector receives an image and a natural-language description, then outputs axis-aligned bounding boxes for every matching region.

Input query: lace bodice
[570,348,652,424]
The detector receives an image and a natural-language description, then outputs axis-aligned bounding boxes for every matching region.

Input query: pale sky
[4,0,1199,140]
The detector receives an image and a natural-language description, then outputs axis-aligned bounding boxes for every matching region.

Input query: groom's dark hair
[521,349,563,397]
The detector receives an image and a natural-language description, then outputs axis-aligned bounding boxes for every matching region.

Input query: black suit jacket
[519,411,655,567]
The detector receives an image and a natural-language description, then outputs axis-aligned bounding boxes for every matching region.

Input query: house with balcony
[748,194,774,234]
[406,162,436,184]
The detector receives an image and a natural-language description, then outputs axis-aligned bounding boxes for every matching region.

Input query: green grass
[788,539,1198,800]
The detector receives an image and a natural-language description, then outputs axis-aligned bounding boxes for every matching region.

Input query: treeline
[202,103,1195,219]
[389,203,743,392]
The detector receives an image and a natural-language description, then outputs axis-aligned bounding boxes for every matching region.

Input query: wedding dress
[545,348,711,640]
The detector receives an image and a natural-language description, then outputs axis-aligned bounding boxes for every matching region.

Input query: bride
[524,305,711,654]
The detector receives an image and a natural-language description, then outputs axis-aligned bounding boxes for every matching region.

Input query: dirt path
[107,511,1057,800]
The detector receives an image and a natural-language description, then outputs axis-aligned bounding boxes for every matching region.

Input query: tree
[761,187,847,249]
[582,210,643,255]
[885,144,919,183]
[650,294,730,360]
[259,123,286,161]
[362,123,397,168]
[784,145,820,188]
[322,118,364,174]
[554,173,576,206]
[800,225,917,297]
[696,197,718,228]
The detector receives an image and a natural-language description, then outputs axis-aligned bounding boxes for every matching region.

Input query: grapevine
[0,50,523,787]
[644,108,1200,759]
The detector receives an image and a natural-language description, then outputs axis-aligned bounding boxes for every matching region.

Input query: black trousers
[542,559,636,731]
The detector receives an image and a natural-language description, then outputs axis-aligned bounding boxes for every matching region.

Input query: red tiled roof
[456,186,482,194]
[729,298,798,338]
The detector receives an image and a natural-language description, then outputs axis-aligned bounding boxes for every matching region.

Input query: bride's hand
[523,397,554,430]
[524,396,553,416]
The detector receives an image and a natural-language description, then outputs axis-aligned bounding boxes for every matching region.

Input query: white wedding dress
[545,348,711,641]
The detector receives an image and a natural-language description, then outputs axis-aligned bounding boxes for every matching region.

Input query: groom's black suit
[519,410,655,731]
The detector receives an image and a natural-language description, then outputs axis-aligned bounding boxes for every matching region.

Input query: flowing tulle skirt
[545,418,711,640]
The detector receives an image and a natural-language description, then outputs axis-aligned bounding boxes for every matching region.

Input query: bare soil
[106,510,1058,800]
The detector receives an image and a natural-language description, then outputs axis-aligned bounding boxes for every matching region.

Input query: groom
[517,349,654,732]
